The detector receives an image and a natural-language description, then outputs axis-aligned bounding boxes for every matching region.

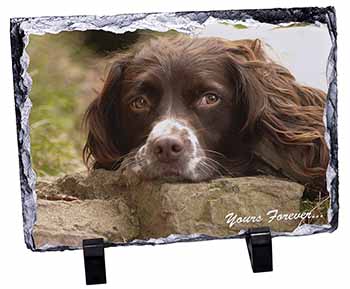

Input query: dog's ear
[226,39,267,140]
[226,39,328,186]
[83,56,129,170]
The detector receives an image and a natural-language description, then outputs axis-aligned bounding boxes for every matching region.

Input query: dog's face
[116,39,246,181]
[83,35,328,186]
[84,36,255,181]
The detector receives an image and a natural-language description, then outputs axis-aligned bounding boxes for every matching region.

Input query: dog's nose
[153,136,185,162]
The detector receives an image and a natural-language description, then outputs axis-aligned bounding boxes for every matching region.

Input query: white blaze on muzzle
[133,118,205,180]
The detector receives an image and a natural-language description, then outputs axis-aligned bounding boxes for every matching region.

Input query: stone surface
[34,198,139,248]
[33,170,304,249]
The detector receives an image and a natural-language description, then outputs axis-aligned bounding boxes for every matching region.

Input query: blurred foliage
[83,29,180,55]
[27,32,92,176]
[273,22,311,29]
[219,21,248,29]
[27,29,178,177]
[300,196,329,225]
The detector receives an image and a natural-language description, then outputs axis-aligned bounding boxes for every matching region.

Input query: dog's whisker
[119,158,143,172]
[196,163,211,179]
[198,164,215,178]
[202,149,227,158]
[202,156,232,176]
[198,159,223,178]
[112,144,147,170]
[111,154,135,170]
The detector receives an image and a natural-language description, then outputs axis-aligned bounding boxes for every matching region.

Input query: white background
[0,0,348,288]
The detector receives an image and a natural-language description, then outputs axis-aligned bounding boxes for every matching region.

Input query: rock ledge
[33,170,304,248]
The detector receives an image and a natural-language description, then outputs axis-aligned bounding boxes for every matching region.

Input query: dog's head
[83,35,328,184]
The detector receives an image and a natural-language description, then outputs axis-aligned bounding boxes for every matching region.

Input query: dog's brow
[133,80,146,90]
[127,78,159,94]
[192,79,228,95]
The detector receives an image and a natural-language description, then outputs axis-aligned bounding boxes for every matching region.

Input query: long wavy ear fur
[226,39,328,189]
[83,57,129,170]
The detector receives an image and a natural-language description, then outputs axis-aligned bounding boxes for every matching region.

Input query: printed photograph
[25,17,332,249]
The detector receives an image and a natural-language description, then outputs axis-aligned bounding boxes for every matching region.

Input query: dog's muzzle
[132,118,206,181]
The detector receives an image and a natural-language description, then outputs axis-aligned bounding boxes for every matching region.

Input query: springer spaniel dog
[83,35,328,190]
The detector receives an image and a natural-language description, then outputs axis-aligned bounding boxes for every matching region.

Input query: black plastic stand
[245,227,273,273]
[82,229,272,284]
[83,238,107,285]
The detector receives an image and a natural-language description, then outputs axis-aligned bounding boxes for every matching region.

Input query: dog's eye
[197,93,221,108]
[129,96,151,112]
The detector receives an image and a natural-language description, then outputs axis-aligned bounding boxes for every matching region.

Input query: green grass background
[27,32,93,176]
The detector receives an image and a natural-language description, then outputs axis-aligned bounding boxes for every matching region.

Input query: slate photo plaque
[10,6,338,251]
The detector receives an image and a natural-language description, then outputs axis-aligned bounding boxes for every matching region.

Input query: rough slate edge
[9,6,338,252]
